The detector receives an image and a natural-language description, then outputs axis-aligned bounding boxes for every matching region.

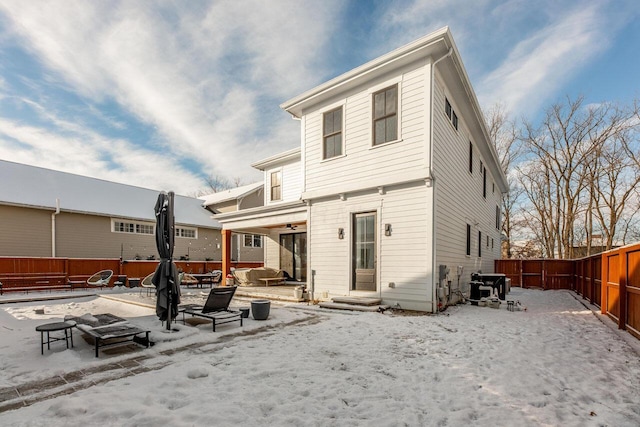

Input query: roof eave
[280,27,451,117]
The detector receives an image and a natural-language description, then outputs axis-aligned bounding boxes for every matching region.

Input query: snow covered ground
[0,287,639,426]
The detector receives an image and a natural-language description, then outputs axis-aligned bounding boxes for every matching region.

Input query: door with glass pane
[280,233,307,282]
[352,212,376,291]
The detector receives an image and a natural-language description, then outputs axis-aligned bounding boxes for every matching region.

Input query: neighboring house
[0,160,253,262]
[200,182,265,262]
[205,27,509,312]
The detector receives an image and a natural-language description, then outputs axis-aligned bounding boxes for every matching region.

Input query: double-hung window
[373,85,398,145]
[445,97,458,130]
[270,171,281,201]
[323,107,343,159]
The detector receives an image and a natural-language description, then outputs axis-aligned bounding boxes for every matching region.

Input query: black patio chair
[179,286,242,331]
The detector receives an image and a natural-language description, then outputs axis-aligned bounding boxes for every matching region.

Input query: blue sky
[0,0,638,196]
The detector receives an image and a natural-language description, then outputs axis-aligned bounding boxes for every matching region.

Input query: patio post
[221,229,232,283]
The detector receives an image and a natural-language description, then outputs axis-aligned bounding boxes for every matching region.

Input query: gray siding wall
[432,71,503,299]
[0,205,52,256]
[0,206,227,261]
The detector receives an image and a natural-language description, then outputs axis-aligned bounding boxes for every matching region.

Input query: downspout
[305,199,313,302]
[51,198,60,257]
[429,47,453,313]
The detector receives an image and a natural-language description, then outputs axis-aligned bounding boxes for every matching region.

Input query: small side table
[36,321,76,354]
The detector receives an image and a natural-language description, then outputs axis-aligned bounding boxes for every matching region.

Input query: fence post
[619,247,627,331]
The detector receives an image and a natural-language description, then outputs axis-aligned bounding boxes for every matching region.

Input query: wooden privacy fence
[0,257,262,293]
[496,242,640,340]
[600,244,640,339]
[494,259,575,290]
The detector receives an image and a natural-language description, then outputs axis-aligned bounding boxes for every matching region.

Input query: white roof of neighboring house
[200,182,263,207]
[0,160,219,228]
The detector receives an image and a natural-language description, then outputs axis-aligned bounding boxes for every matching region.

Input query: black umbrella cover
[153,191,181,324]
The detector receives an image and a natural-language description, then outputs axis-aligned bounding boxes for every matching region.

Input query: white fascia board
[251,147,301,171]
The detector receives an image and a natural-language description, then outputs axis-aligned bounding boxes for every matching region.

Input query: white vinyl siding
[304,65,427,193]
[265,160,302,205]
[308,183,433,312]
[432,72,502,294]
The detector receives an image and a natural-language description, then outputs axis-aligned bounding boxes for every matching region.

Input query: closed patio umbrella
[152,191,180,330]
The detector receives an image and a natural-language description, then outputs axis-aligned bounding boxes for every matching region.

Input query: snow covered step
[319,301,389,312]
[330,296,382,306]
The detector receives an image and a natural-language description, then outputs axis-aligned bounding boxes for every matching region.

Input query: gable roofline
[280,27,508,192]
[200,181,263,207]
[251,147,301,171]
[280,27,451,117]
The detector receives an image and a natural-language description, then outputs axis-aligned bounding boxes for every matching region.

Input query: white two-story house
[212,27,508,312]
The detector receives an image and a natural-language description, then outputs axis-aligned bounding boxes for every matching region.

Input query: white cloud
[0,0,343,188]
[476,4,609,116]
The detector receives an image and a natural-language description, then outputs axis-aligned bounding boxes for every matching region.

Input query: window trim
[243,234,263,248]
[269,169,282,202]
[445,97,459,131]
[368,78,402,148]
[322,105,344,160]
[175,226,197,239]
[111,219,155,235]
[483,167,487,199]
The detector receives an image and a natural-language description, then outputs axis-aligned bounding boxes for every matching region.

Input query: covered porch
[216,201,309,288]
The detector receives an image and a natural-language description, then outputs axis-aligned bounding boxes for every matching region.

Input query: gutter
[429,47,453,313]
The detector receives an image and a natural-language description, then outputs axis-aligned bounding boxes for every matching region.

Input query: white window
[270,171,282,201]
[175,227,197,239]
[323,106,343,159]
[112,220,154,235]
[243,234,262,248]
[445,97,458,130]
[373,84,398,145]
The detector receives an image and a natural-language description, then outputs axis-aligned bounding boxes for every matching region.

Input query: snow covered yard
[0,287,639,426]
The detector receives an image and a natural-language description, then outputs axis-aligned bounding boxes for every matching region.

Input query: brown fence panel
[602,252,620,323]
[593,256,602,307]
[0,257,67,274]
[495,260,522,286]
[624,246,640,339]
[544,260,574,290]
[521,260,544,288]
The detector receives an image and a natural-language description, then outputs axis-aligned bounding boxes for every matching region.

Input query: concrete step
[330,296,382,306]
[319,301,389,312]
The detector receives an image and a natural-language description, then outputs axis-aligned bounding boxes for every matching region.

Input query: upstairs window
[483,167,487,199]
[373,85,398,145]
[466,224,471,256]
[445,97,458,130]
[496,205,500,230]
[270,171,281,201]
[468,142,473,173]
[478,231,482,257]
[323,107,343,159]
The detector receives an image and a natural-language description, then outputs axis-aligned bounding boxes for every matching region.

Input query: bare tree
[485,103,524,258]
[517,96,640,258]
